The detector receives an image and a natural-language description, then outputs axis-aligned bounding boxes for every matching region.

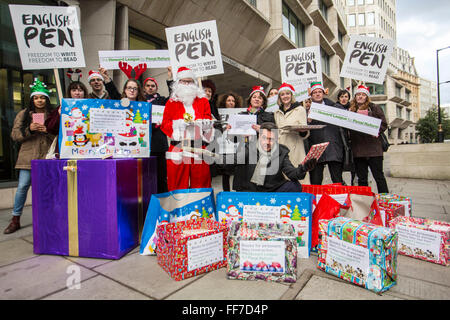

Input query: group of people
[4,65,389,235]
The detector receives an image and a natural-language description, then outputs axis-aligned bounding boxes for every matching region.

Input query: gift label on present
[326,237,370,281]
[243,205,280,224]
[239,240,286,273]
[187,233,224,272]
[396,225,441,262]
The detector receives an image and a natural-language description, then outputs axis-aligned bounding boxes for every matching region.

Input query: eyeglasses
[126,87,139,92]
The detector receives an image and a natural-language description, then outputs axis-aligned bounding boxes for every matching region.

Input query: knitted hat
[30,78,50,98]
[88,70,104,82]
[143,77,158,89]
[355,84,370,97]
[176,67,196,81]
[249,85,266,98]
[278,83,295,94]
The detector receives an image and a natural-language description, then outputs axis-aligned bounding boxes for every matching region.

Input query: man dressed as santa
[161,67,215,191]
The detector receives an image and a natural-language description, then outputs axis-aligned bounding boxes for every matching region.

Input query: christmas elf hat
[30,78,51,98]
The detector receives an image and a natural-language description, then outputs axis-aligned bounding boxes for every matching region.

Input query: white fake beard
[171,82,205,106]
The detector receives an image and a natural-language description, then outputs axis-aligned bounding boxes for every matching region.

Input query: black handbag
[339,127,354,172]
[380,132,390,152]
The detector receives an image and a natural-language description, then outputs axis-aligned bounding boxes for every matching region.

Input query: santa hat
[88,70,104,82]
[355,84,370,97]
[249,86,266,98]
[310,82,325,93]
[143,77,158,89]
[278,83,295,94]
[176,67,196,82]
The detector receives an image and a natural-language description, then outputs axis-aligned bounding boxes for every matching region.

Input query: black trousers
[309,161,344,185]
[150,151,168,194]
[354,156,389,194]
[275,181,302,192]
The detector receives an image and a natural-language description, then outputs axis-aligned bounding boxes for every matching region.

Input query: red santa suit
[161,88,215,191]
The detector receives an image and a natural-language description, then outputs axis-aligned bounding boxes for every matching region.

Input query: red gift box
[378,201,405,227]
[156,218,228,281]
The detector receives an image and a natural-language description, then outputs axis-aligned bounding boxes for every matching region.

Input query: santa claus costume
[160,67,215,191]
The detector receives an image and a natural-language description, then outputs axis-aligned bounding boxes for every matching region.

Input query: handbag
[45,136,59,159]
[139,188,217,255]
[380,132,390,152]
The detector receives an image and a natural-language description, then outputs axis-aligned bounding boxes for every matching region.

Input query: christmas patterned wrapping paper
[378,202,405,227]
[388,217,450,266]
[301,142,329,165]
[156,218,227,281]
[318,217,398,293]
[227,222,297,284]
[376,193,412,217]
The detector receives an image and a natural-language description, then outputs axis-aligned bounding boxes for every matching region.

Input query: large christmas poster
[59,99,151,159]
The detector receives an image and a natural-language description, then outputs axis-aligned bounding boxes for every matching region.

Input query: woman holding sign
[348,85,389,193]
[274,83,310,184]
[4,79,55,234]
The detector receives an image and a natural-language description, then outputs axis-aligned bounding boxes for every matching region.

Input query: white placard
[240,240,286,273]
[279,46,322,87]
[293,84,310,103]
[89,108,127,133]
[243,205,280,224]
[165,20,224,78]
[9,5,85,70]
[265,96,279,113]
[396,225,441,262]
[309,102,382,136]
[227,114,257,136]
[326,237,370,280]
[98,50,170,69]
[218,108,247,122]
[340,35,395,85]
[187,233,224,271]
[151,104,165,124]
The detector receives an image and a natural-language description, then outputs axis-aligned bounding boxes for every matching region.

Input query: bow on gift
[118,61,148,80]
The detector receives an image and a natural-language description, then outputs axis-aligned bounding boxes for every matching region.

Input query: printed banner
[309,102,381,136]
[59,99,151,159]
[340,35,395,85]
[165,20,224,78]
[98,50,170,69]
[279,46,322,87]
[9,4,85,70]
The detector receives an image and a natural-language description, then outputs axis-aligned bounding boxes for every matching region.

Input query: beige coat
[274,103,310,184]
[11,109,55,170]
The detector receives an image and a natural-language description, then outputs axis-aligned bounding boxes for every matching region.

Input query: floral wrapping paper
[378,202,405,227]
[318,217,398,293]
[156,218,228,281]
[388,216,450,266]
[376,193,412,217]
[227,222,297,284]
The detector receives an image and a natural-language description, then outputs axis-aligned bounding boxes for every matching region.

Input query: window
[406,109,411,120]
[319,0,328,20]
[129,28,164,49]
[347,0,355,5]
[321,48,330,76]
[367,12,375,25]
[396,106,403,118]
[367,82,385,95]
[406,90,411,102]
[282,3,305,47]
[358,0,364,4]
[358,13,365,26]
[379,104,386,114]
[366,0,374,4]
[348,14,356,27]
[395,85,402,98]
[338,30,344,45]
[246,0,257,7]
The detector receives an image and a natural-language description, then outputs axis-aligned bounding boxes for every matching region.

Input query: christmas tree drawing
[291,205,301,221]
[134,109,143,123]
[201,207,209,218]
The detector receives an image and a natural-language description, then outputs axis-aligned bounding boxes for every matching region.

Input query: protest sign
[9,4,85,70]
[340,35,395,85]
[59,99,151,159]
[265,96,279,113]
[151,105,165,124]
[99,50,170,69]
[309,102,381,136]
[279,46,322,87]
[217,108,247,122]
[165,20,224,78]
[227,114,257,136]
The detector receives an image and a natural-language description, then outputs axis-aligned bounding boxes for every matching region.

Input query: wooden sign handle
[54,68,63,105]
[198,77,202,89]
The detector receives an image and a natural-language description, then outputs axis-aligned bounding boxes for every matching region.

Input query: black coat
[307,98,345,163]
[232,143,307,192]
[146,93,169,153]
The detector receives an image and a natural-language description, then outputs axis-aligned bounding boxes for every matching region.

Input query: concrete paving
[0,175,449,300]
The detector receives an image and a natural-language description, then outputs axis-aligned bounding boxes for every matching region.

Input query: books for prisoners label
[240,240,286,273]
[325,237,370,281]
[187,232,224,271]
[396,225,441,262]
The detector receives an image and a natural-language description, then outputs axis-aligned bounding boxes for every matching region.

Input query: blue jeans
[12,169,31,217]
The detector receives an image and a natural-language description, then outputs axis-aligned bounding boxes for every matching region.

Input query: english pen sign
[279,46,322,87]
[165,20,224,78]
[340,35,394,85]
[9,4,85,70]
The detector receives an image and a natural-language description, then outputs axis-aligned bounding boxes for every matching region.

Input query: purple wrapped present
[31,158,157,259]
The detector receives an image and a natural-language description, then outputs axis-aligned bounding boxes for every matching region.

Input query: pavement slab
[396,255,450,287]
[0,238,36,267]
[42,274,152,300]
[389,275,450,300]
[0,255,97,300]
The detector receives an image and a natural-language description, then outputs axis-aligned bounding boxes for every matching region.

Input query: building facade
[419,77,438,118]
[1,0,350,193]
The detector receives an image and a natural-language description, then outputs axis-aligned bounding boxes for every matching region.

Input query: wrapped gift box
[388,217,450,266]
[216,192,312,258]
[227,222,297,284]
[376,193,412,217]
[31,158,157,259]
[156,218,227,281]
[318,217,398,293]
[378,202,405,227]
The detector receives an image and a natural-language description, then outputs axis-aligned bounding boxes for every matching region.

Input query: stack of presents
[31,99,449,294]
